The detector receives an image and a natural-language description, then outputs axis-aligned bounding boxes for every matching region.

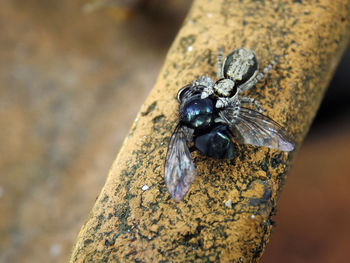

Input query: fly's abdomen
[194,124,236,159]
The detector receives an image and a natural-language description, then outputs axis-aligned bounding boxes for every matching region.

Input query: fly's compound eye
[177,84,192,103]
[223,48,258,85]
[178,84,207,103]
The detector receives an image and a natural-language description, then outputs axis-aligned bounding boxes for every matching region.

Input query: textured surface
[70,0,350,262]
[0,1,190,262]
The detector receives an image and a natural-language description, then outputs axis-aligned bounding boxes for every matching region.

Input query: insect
[164,47,294,202]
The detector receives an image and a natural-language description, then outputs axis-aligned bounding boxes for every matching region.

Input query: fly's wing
[164,125,197,202]
[220,107,294,151]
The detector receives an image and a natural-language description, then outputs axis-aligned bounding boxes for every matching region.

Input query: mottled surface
[69,0,350,262]
[0,0,190,262]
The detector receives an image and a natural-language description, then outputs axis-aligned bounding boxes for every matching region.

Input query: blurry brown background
[0,1,349,262]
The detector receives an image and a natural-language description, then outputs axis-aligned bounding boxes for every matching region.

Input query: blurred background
[0,1,349,262]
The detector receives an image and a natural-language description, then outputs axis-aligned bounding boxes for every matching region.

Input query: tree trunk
[70,0,350,262]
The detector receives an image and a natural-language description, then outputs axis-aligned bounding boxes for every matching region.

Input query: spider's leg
[215,93,240,109]
[240,96,263,113]
[238,55,279,92]
[217,46,224,79]
[216,99,241,124]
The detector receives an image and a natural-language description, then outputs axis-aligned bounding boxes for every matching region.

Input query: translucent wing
[164,125,197,202]
[220,107,294,151]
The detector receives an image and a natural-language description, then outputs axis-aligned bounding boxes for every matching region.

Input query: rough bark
[70,0,350,262]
